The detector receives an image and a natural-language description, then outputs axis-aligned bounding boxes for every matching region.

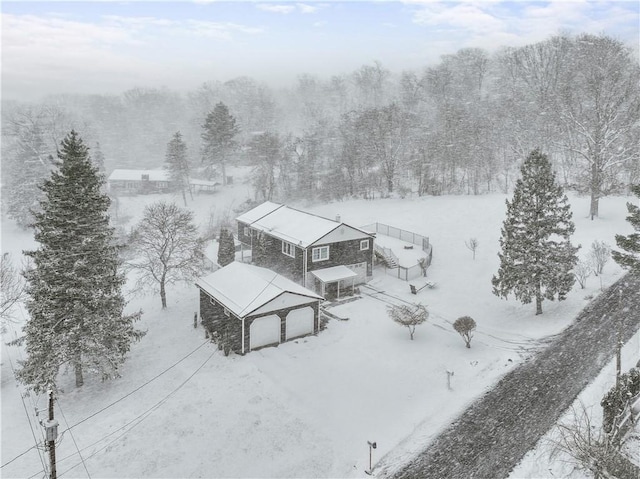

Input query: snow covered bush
[453,316,476,348]
[573,260,592,289]
[387,303,428,340]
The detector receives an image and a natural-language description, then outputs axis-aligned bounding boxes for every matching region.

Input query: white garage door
[250,314,281,350]
[286,307,315,340]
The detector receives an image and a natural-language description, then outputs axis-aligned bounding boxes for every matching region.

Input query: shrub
[453,316,477,348]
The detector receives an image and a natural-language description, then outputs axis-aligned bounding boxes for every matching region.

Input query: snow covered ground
[2,175,638,478]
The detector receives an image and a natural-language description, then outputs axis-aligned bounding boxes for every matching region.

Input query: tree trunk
[535,293,543,315]
[75,359,83,387]
[590,162,600,220]
[221,161,227,186]
[160,276,167,309]
[181,188,187,207]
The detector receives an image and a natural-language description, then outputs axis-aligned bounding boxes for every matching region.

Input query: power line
[55,399,91,479]
[1,445,39,468]
[3,342,49,476]
[48,349,217,479]
[63,339,210,432]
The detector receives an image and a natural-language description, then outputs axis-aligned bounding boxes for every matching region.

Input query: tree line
[3,32,639,223]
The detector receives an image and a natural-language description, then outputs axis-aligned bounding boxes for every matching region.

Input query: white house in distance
[107,169,170,194]
[196,262,324,354]
[107,169,219,194]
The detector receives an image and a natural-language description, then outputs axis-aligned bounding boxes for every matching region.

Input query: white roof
[238,202,374,248]
[189,179,219,187]
[236,201,284,224]
[108,169,169,182]
[311,265,358,283]
[196,262,322,318]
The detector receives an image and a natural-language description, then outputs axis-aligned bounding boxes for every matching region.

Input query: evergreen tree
[165,131,191,206]
[217,228,235,267]
[492,149,579,315]
[18,131,144,393]
[5,126,51,228]
[612,184,640,271]
[201,102,239,185]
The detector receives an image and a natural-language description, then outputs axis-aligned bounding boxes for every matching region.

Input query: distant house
[196,262,323,354]
[107,169,171,194]
[236,202,375,298]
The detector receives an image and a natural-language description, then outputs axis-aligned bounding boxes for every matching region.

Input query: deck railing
[363,223,433,282]
[361,223,430,252]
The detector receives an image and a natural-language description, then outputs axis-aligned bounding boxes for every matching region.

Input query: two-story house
[236,202,375,298]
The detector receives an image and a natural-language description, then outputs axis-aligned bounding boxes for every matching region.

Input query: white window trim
[312,246,330,262]
[360,239,369,251]
[282,241,296,258]
[243,226,249,236]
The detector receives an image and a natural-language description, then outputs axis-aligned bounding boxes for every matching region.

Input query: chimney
[335,214,341,223]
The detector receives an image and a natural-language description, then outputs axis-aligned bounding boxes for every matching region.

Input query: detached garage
[196,262,324,354]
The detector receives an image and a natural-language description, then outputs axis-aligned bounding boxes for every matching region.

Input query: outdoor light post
[365,440,377,475]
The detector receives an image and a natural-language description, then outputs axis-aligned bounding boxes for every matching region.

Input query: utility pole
[45,390,58,479]
[616,288,623,387]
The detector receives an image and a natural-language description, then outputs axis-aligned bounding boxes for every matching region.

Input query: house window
[141,174,149,181]
[312,246,329,262]
[244,226,249,237]
[360,240,369,251]
[282,241,296,258]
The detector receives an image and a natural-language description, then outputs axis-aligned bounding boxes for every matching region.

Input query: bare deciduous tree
[0,253,26,331]
[573,260,592,289]
[128,201,205,309]
[465,237,479,260]
[589,240,611,276]
[387,303,428,340]
[549,403,638,479]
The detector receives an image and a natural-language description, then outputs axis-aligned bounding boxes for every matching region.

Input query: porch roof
[311,265,358,284]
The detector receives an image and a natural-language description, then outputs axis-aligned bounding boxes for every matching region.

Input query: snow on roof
[189,179,219,187]
[236,201,284,224]
[310,265,358,283]
[195,262,322,318]
[108,169,170,182]
[237,202,347,247]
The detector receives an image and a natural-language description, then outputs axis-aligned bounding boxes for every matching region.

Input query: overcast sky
[2,1,638,102]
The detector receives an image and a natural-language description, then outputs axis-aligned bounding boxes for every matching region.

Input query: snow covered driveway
[382,272,640,479]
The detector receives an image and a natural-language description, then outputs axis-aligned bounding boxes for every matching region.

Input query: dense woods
[2,33,639,216]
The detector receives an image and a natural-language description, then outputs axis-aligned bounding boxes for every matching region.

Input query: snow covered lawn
[2,187,637,478]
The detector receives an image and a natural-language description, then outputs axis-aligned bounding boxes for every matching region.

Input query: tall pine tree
[492,149,579,315]
[612,184,640,271]
[201,102,239,185]
[18,131,144,393]
[165,131,191,206]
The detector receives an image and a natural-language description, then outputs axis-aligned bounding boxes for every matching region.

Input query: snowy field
[2,173,638,478]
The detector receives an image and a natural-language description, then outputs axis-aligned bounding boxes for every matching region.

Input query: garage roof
[196,262,323,318]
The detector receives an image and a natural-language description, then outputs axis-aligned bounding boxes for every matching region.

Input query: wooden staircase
[375,244,399,268]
